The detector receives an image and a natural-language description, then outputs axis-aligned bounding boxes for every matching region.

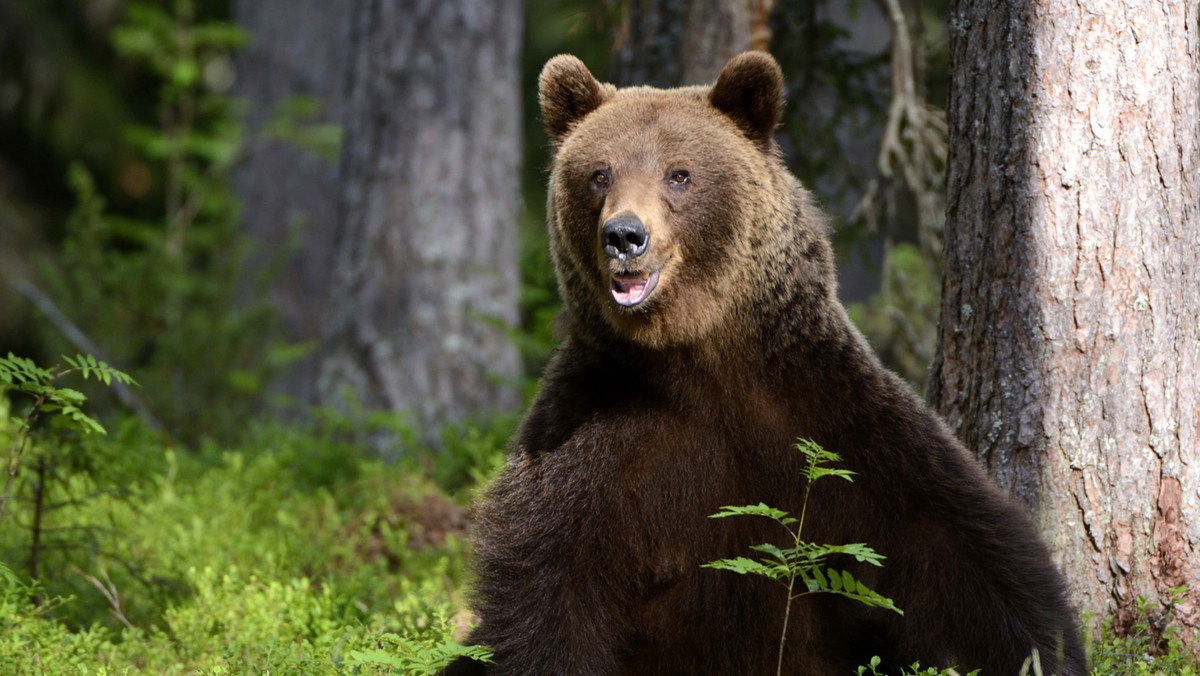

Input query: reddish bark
[932,0,1199,645]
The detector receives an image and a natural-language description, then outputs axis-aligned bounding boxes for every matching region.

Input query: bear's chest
[570,395,807,573]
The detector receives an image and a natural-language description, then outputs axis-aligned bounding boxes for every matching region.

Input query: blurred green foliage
[28,1,321,445]
[0,403,493,674]
[1087,591,1198,676]
[847,242,939,391]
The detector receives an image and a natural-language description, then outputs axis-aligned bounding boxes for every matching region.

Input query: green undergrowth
[0,409,495,675]
[0,409,1197,674]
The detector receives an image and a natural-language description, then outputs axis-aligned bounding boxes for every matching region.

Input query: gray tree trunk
[611,0,773,87]
[233,0,349,406]
[319,0,524,446]
[931,0,1199,644]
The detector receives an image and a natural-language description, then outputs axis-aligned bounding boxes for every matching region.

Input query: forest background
[0,0,1196,673]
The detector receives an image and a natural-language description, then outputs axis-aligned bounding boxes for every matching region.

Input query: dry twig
[853,0,948,265]
[71,565,135,630]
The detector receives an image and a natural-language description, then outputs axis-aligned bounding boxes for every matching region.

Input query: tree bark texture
[931,0,1199,640]
[234,0,350,406]
[611,0,773,87]
[319,0,523,443]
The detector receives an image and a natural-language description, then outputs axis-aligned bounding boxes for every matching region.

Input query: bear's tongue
[611,270,660,307]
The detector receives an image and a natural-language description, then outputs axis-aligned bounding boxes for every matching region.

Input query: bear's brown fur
[446,52,1084,675]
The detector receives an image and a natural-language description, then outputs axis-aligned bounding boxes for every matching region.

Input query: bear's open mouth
[611,268,662,307]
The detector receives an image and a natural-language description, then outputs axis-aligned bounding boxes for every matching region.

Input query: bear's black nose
[601,215,649,261]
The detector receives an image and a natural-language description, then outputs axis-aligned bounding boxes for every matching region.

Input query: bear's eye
[667,169,690,186]
[590,169,611,189]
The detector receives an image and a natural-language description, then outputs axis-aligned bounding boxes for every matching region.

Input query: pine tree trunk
[318,0,523,446]
[611,0,773,87]
[931,0,1200,643]
[233,0,349,406]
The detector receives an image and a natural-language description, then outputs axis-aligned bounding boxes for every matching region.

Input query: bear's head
[539,52,831,351]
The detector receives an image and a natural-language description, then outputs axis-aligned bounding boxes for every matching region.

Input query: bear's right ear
[539,55,612,143]
[709,51,784,147]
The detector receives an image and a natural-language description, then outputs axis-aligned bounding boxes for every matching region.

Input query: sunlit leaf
[709,503,791,521]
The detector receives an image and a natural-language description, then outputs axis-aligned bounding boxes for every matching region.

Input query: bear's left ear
[539,55,614,144]
[709,51,784,147]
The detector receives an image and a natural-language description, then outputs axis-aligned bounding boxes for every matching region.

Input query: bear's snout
[601,213,649,262]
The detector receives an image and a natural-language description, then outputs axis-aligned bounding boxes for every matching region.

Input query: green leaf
[65,354,136,388]
[828,568,843,591]
[811,566,828,591]
[807,466,856,483]
[52,406,106,435]
[123,124,172,159]
[709,503,791,522]
[346,636,493,675]
[750,543,789,564]
[54,388,88,406]
[794,541,838,564]
[796,438,856,483]
[192,23,250,49]
[171,60,200,87]
[826,542,887,566]
[815,568,903,615]
[346,648,405,669]
[702,557,787,581]
[184,132,239,164]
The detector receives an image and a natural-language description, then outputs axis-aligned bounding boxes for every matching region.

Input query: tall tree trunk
[319,0,523,448]
[233,0,349,407]
[931,0,1199,643]
[611,0,773,87]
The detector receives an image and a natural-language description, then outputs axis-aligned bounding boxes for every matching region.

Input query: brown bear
[445,52,1085,675]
